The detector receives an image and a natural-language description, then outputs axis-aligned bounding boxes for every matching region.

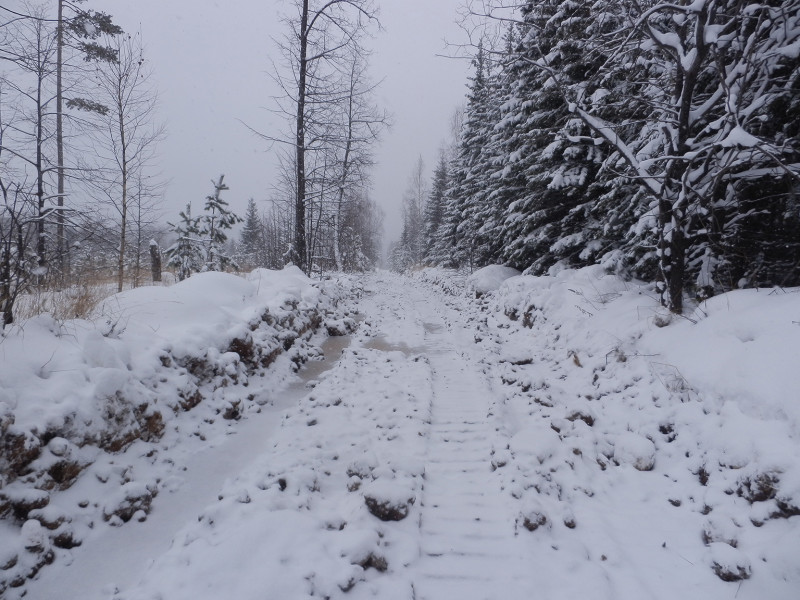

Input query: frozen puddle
[363,335,417,355]
[300,333,353,383]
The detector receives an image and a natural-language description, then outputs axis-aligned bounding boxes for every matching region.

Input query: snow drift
[0,267,349,594]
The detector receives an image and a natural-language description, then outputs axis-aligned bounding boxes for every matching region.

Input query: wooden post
[149,240,162,283]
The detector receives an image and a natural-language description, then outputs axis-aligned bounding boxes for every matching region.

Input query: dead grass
[13,272,174,323]
[15,282,112,322]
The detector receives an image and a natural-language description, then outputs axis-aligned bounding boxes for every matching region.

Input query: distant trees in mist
[256,0,388,275]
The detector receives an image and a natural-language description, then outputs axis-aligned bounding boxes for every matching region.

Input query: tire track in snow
[360,274,533,598]
[412,319,533,599]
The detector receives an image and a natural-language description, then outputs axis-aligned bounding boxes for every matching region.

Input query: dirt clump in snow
[102,482,157,524]
[520,511,548,532]
[709,542,751,582]
[736,472,778,504]
[0,487,50,521]
[357,552,388,572]
[364,491,414,522]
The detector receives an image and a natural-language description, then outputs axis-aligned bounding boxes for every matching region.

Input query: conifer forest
[393,0,800,313]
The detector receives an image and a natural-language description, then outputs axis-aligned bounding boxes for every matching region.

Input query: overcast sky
[87,0,470,246]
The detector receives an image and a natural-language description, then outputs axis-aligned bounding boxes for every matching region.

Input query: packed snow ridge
[1,266,798,600]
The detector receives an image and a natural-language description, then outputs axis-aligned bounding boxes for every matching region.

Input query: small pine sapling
[201,175,242,272]
[165,204,204,281]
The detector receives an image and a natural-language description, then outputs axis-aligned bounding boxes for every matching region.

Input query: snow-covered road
[357,272,534,598]
[416,325,532,599]
[17,270,800,599]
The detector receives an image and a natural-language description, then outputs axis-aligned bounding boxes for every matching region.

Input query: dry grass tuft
[13,271,173,323]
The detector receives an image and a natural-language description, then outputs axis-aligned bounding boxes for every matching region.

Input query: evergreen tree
[436,0,800,307]
[686,1,800,294]
[433,41,497,269]
[584,0,800,308]
[165,204,204,281]
[201,175,242,272]
[395,157,427,267]
[339,192,381,272]
[457,42,505,269]
[496,1,612,274]
[423,152,448,263]
[165,175,243,279]
[239,198,264,268]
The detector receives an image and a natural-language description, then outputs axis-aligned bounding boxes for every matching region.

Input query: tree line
[394,0,799,313]
[206,0,387,277]
[155,0,389,281]
[1,0,389,327]
[0,1,166,326]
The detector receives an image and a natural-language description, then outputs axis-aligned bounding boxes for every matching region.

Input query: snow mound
[509,427,562,465]
[0,267,350,595]
[362,479,415,521]
[613,432,656,471]
[467,265,521,296]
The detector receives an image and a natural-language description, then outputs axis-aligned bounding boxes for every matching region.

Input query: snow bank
[466,265,521,296]
[2,268,323,443]
[0,267,349,595]
[416,265,800,596]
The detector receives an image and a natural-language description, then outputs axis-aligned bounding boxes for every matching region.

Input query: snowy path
[415,325,531,599]
[21,272,540,599]
[15,270,797,600]
[354,273,534,597]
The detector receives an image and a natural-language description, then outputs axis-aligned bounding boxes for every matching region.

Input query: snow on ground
[3,266,799,599]
[110,342,431,600]
[0,267,353,597]
[466,265,521,297]
[418,265,800,598]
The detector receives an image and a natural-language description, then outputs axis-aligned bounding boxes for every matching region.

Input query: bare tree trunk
[293,0,309,273]
[56,0,65,280]
[134,184,142,287]
[36,64,46,276]
[333,94,355,272]
[333,212,342,271]
[116,105,128,292]
[274,0,380,274]
[1,238,11,327]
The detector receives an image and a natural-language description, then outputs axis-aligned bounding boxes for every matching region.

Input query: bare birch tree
[0,4,57,275]
[84,31,164,291]
[54,0,121,274]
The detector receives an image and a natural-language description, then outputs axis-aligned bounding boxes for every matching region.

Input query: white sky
[88,0,470,245]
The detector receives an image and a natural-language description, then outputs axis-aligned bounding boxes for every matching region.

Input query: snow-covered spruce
[0,267,353,595]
